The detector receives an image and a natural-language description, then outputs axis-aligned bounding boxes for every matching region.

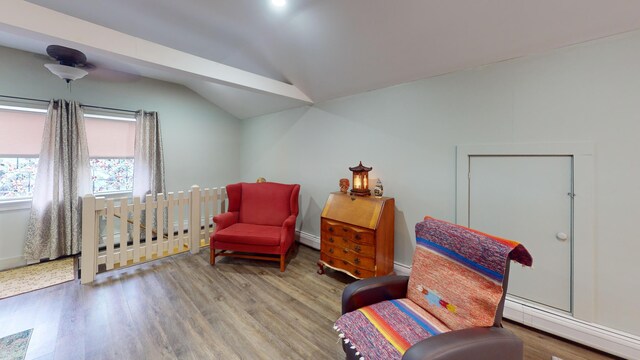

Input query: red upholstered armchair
[210,182,301,271]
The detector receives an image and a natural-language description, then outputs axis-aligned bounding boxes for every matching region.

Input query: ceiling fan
[44,45,95,83]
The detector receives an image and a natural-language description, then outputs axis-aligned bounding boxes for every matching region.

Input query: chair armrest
[213,211,239,231]
[401,327,523,360]
[282,215,297,229]
[342,275,409,314]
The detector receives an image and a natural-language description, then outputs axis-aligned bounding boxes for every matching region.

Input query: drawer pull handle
[342,237,347,242]
[328,227,334,233]
[354,269,361,276]
[329,248,334,254]
[343,248,348,254]
[328,259,334,265]
[343,227,349,232]
[354,245,361,253]
[354,258,360,264]
[329,237,334,243]
[355,234,362,240]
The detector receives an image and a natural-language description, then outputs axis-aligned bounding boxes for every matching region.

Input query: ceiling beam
[0,0,312,103]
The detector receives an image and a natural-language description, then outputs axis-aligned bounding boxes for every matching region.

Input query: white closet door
[468,155,572,312]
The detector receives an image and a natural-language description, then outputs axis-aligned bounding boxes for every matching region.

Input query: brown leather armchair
[335,217,532,360]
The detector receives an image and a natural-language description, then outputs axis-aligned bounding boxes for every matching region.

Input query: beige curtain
[24,100,91,260]
[133,110,165,198]
[132,110,166,240]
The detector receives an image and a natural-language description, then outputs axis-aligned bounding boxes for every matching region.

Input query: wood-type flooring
[0,245,619,359]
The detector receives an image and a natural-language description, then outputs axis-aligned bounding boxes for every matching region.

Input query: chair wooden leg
[280,254,286,272]
[210,247,215,265]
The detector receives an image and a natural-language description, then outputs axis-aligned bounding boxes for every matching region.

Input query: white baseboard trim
[0,256,27,271]
[297,230,320,249]
[393,261,411,276]
[504,298,640,359]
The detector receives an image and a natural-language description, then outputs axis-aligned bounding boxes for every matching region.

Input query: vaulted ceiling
[2,0,640,119]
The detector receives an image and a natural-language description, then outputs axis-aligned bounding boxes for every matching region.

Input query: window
[0,157,38,199]
[0,107,46,200]
[85,114,136,194]
[0,105,136,201]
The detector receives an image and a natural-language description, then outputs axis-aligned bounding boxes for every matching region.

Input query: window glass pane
[0,157,38,199]
[90,158,134,193]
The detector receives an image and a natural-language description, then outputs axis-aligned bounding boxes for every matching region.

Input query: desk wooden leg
[316,260,325,275]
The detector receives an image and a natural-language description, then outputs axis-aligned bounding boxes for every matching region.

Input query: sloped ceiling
[3,0,640,119]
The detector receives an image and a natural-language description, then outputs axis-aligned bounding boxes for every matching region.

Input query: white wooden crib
[80,185,226,284]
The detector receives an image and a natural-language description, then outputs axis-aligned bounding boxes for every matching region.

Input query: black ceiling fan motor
[46,45,87,67]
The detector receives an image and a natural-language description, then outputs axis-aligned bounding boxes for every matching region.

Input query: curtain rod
[0,94,138,114]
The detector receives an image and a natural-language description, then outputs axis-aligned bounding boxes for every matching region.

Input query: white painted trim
[297,230,320,249]
[393,261,411,276]
[0,198,31,211]
[0,256,27,271]
[505,298,640,359]
[0,0,312,103]
[455,142,596,321]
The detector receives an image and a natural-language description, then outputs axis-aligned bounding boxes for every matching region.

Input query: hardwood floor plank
[0,244,619,359]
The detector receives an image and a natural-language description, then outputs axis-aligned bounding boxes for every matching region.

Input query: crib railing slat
[156,193,165,257]
[145,194,154,260]
[118,198,129,267]
[167,192,174,255]
[177,191,185,250]
[106,199,115,270]
[133,197,141,262]
[203,188,211,245]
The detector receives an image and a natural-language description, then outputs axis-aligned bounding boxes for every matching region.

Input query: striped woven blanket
[407,216,532,330]
[335,217,532,359]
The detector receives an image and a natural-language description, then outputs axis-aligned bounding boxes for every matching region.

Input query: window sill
[0,198,31,212]
[94,190,133,199]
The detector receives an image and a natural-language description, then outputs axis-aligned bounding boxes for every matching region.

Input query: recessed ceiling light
[271,0,286,7]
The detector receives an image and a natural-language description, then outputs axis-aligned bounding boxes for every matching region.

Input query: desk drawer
[321,219,375,245]
[321,232,375,258]
[320,252,375,278]
[321,243,375,270]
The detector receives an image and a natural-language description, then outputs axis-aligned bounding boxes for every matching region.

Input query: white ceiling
[3,0,640,119]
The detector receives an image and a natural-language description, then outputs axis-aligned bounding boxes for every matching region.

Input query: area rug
[0,329,32,360]
[0,257,75,299]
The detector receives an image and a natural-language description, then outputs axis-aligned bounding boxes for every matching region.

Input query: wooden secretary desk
[317,192,394,279]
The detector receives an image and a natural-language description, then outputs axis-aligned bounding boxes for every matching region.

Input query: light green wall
[241,30,640,336]
[0,46,241,268]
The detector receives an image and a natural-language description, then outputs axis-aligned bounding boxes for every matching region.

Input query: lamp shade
[44,63,88,83]
[349,161,372,196]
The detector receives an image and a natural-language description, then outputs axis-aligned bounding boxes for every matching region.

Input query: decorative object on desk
[373,179,384,197]
[256,177,266,183]
[339,178,350,193]
[349,161,372,196]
